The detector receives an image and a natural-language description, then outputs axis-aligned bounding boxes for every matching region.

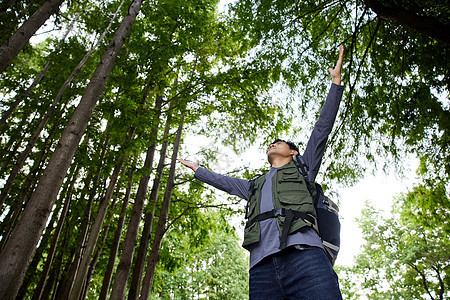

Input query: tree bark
[109,96,163,300]
[128,102,172,300]
[68,134,132,300]
[31,170,76,300]
[54,187,95,300]
[364,0,450,46]
[15,191,61,300]
[0,135,50,249]
[0,0,65,73]
[56,127,110,299]
[0,0,143,297]
[139,114,185,300]
[81,194,119,300]
[40,213,71,300]
[98,164,135,300]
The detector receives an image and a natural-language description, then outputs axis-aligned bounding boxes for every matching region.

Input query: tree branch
[410,263,435,300]
[364,0,450,46]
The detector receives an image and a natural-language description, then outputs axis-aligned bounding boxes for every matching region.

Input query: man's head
[267,139,299,166]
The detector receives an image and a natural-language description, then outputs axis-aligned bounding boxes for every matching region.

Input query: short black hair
[270,139,299,154]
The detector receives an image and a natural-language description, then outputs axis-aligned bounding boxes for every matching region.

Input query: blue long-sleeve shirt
[194,83,344,269]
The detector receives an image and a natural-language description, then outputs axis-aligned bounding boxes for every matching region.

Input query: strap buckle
[273,208,286,217]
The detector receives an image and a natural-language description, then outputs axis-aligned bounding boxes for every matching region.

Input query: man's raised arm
[303,46,345,181]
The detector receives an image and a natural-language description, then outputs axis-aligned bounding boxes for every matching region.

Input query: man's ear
[291,150,299,156]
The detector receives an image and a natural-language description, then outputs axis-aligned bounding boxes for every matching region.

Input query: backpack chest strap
[245,208,317,250]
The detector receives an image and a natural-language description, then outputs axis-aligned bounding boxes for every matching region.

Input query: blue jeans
[249,246,342,300]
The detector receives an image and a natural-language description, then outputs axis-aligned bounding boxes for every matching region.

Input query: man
[179,46,344,299]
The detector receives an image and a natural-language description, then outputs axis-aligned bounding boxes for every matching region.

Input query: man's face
[267,141,297,164]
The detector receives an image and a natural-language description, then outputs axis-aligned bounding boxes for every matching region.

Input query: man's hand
[329,45,344,85]
[178,158,200,172]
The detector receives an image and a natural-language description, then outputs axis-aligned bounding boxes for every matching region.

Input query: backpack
[246,155,341,265]
[293,154,341,265]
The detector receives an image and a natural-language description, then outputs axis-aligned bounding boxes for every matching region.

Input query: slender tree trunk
[81,193,119,300]
[1,136,58,251]
[0,105,63,210]
[54,189,94,300]
[140,114,184,300]
[0,11,80,126]
[69,123,135,300]
[109,96,163,300]
[0,129,24,174]
[68,155,127,300]
[0,100,45,178]
[128,103,172,300]
[0,0,65,73]
[40,217,71,300]
[31,170,76,300]
[0,1,143,297]
[56,125,111,299]
[98,163,135,300]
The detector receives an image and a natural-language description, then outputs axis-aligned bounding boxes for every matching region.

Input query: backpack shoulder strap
[293,155,314,195]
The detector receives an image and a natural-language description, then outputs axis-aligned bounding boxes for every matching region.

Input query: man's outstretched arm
[178,158,250,199]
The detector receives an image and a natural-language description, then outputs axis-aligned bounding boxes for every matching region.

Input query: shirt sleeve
[194,167,250,200]
[302,83,344,182]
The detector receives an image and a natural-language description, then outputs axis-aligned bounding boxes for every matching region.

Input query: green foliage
[229,0,450,185]
[338,184,450,299]
[152,209,248,300]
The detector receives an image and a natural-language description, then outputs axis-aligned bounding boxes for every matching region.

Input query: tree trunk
[139,114,185,300]
[54,188,95,300]
[1,136,59,251]
[0,126,25,174]
[40,217,71,300]
[109,96,163,300]
[0,11,80,126]
[68,147,130,300]
[128,103,172,300]
[98,164,135,300]
[81,194,119,300]
[15,192,61,300]
[31,170,76,300]
[0,0,65,73]
[0,1,143,297]
[56,126,110,299]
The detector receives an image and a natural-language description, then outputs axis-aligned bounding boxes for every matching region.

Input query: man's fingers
[178,158,190,166]
[335,45,344,69]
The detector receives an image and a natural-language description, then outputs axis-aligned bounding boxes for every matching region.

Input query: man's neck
[270,157,293,168]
